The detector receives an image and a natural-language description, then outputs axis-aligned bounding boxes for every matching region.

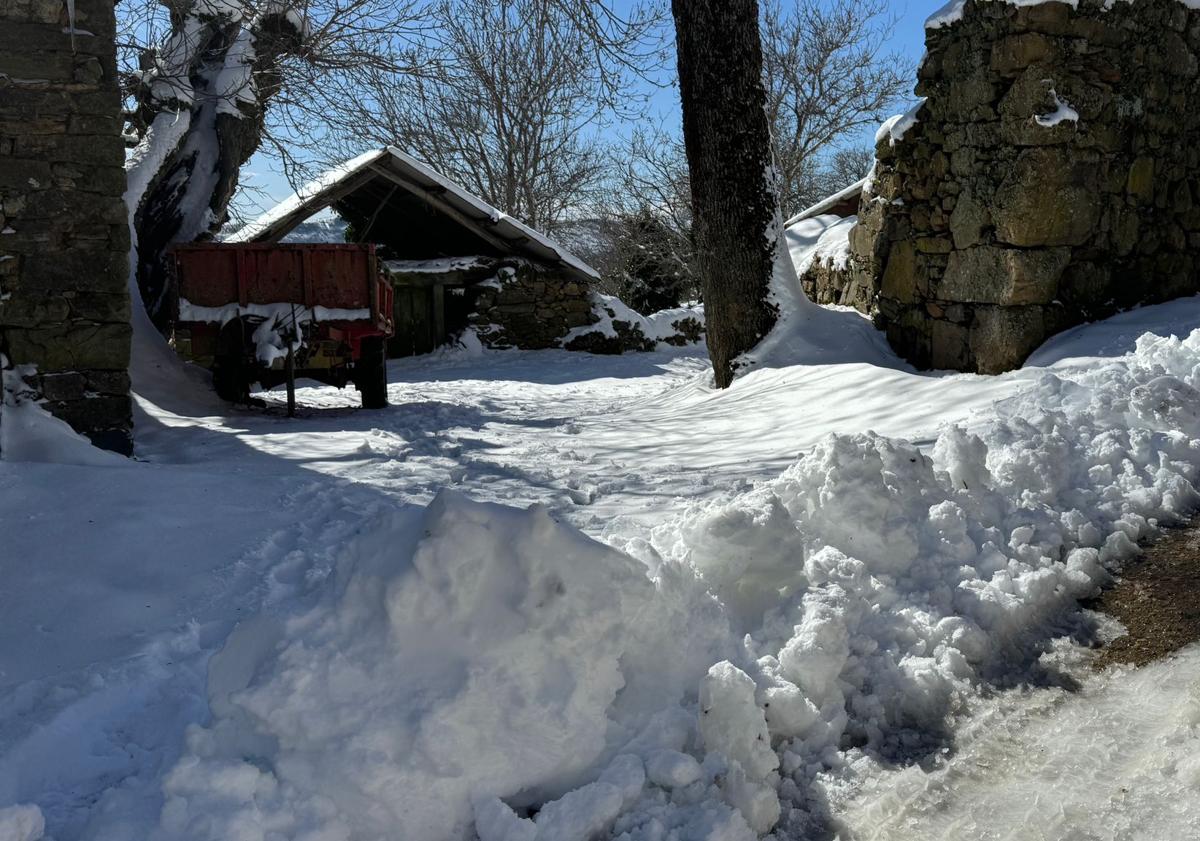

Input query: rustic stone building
[821,0,1200,373]
[0,0,132,453]
[229,147,601,355]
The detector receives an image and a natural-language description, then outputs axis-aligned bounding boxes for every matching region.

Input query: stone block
[939,246,1070,305]
[880,240,920,304]
[990,33,1056,75]
[1127,157,1156,204]
[949,191,990,250]
[931,319,971,370]
[969,306,1048,374]
[993,147,1100,246]
[6,321,131,372]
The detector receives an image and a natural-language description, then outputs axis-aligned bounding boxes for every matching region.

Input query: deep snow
[4,279,1200,839]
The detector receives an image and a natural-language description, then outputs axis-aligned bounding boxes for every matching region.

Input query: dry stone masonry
[842,0,1200,373]
[0,0,132,452]
[469,262,596,350]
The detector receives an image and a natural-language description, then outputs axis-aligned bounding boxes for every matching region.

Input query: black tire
[212,318,254,403]
[212,356,248,402]
[356,336,388,409]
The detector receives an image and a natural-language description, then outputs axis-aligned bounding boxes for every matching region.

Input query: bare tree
[119,0,425,329]
[330,0,661,235]
[593,125,695,304]
[761,0,908,217]
[672,0,781,391]
[821,146,875,195]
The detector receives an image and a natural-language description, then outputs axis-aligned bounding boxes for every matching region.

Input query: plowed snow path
[832,647,1200,841]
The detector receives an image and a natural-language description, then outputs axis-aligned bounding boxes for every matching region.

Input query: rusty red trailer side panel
[172,242,388,328]
[168,243,395,409]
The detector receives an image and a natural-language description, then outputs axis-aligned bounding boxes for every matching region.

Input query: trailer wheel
[212,318,253,403]
[356,336,388,409]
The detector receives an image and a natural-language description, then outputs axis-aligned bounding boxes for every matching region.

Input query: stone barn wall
[0,0,132,452]
[468,262,595,349]
[849,0,1200,373]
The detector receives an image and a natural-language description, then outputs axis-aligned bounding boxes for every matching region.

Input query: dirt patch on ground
[1085,522,1200,668]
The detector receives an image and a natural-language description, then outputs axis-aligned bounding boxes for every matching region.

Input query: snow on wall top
[927,0,1078,28]
[784,178,868,227]
[928,0,1200,29]
[227,147,600,283]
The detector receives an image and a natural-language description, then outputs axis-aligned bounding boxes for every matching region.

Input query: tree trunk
[671,0,780,388]
[124,3,303,332]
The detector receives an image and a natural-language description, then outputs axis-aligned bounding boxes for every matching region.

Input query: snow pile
[565,293,705,348]
[147,324,1200,840]
[0,804,44,841]
[874,100,925,146]
[155,492,730,841]
[0,359,127,466]
[793,216,856,276]
[642,328,1200,833]
[383,256,492,275]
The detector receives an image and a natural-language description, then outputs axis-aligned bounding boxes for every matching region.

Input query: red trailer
[170,243,395,410]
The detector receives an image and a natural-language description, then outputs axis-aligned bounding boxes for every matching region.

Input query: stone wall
[0,0,132,452]
[849,0,1200,373]
[469,262,595,349]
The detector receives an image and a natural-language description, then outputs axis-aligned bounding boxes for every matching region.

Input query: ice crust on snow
[835,644,1200,840]
[147,323,1200,839]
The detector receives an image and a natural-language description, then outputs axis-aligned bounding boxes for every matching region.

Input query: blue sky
[234,1,937,221]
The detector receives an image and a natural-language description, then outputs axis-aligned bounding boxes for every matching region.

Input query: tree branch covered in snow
[118,0,425,328]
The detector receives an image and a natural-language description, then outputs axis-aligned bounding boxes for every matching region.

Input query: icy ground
[4,295,1200,840]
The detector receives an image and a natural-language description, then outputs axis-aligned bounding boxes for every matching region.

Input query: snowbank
[563,293,705,349]
[149,325,1200,839]
[0,360,127,466]
[792,216,855,277]
[156,492,730,841]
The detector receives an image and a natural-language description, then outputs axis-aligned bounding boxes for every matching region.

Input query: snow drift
[151,326,1200,839]
[156,492,731,841]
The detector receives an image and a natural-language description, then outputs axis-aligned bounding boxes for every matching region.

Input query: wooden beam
[255,170,380,243]
[366,163,515,255]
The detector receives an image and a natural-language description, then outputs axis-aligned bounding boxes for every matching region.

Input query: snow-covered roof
[784,177,868,228]
[227,147,599,283]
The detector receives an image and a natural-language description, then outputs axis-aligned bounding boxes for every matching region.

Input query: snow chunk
[699,662,778,783]
[876,100,925,146]
[1,359,127,466]
[1035,89,1080,128]
[0,805,44,841]
[645,749,703,789]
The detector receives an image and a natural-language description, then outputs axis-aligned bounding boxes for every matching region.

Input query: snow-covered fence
[846,0,1200,374]
[0,0,132,454]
